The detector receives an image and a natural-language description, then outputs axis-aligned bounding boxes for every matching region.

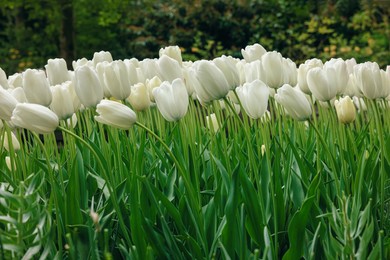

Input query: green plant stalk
[31,131,63,255]
[58,126,132,246]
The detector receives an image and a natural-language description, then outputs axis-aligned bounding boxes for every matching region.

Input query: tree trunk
[59,0,75,69]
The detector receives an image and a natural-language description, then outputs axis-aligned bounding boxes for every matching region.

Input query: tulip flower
[307,67,338,102]
[127,83,151,111]
[9,87,27,103]
[74,65,104,108]
[353,62,390,99]
[153,78,189,122]
[323,58,349,94]
[334,96,356,124]
[95,100,137,130]
[8,73,23,88]
[274,84,312,121]
[206,113,219,132]
[96,61,112,98]
[0,87,18,121]
[5,156,16,171]
[157,55,184,82]
[297,59,323,94]
[124,59,141,85]
[260,51,291,89]
[146,76,162,102]
[50,81,77,120]
[159,45,182,65]
[139,59,159,81]
[101,60,131,100]
[244,60,261,83]
[72,58,93,70]
[0,67,9,89]
[194,60,230,103]
[23,69,52,106]
[3,131,20,152]
[92,51,113,67]
[45,58,71,86]
[11,103,59,134]
[236,79,269,119]
[241,43,267,62]
[213,56,240,90]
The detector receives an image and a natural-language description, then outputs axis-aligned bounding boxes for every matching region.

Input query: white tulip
[146,76,162,102]
[92,51,113,67]
[3,131,20,152]
[158,55,183,82]
[334,96,356,124]
[236,79,269,119]
[153,78,189,122]
[11,103,59,134]
[0,67,9,89]
[74,66,104,108]
[275,84,312,121]
[307,67,338,102]
[241,43,267,62]
[127,83,151,111]
[159,46,182,65]
[260,51,287,89]
[45,58,71,85]
[102,60,131,100]
[354,62,390,99]
[297,58,323,94]
[8,73,23,88]
[206,113,219,132]
[0,87,18,121]
[23,69,52,106]
[50,81,77,120]
[213,56,240,90]
[95,100,137,130]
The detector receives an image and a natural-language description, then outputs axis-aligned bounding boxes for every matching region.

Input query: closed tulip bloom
[0,87,18,120]
[124,59,140,85]
[244,60,261,83]
[50,81,76,120]
[23,69,52,106]
[158,55,183,82]
[213,56,240,89]
[95,100,137,130]
[102,60,131,100]
[285,58,298,87]
[9,87,27,103]
[45,58,71,85]
[96,61,112,98]
[275,84,312,121]
[139,59,159,80]
[323,58,349,94]
[194,60,230,103]
[159,46,182,65]
[92,51,113,67]
[153,78,189,122]
[334,96,356,124]
[146,76,162,102]
[5,156,16,171]
[345,58,357,75]
[307,67,338,102]
[241,43,267,62]
[297,58,323,94]
[353,62,390,99]
[0,67,9,89]
[3,131,20,152]
[72,58,93,70]
[260,51,288,89]
[11,103,59,134]
[236,79,269,119]
[74,66,104,108]
[8,73,23,88]
[127,83,151,111]
[206,113,219,132]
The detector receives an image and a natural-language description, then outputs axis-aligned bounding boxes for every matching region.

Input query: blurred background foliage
[0,0,389,75]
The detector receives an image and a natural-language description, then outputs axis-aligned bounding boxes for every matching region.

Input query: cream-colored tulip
[127,83,151,111]
[334,96,356,124]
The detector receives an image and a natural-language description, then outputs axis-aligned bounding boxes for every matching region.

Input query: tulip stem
[58,126,132,246]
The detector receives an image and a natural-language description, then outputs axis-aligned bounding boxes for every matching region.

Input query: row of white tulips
[1,44,390,136]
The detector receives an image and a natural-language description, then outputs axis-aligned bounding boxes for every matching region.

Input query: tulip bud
[127,83,151,111]
[236,79,269,119]
[102,60,131,100]
[159,46,182,65]
[206,113,219,132]
[50,81,77,120]
[3,131,20,152]
[95,100,137,130]
[307,67,338,102]
[260,51,287,89]
[353,62,390,99]
[323,58,349,95]
[74,66,104,108]
[261,144,266,156]
[334,96,356,124]
[213,56,240,90]
[0,87,18,121]
[158,55,183,82]
[45,58,71,85]
[153,78,189,122]
[0,67,9,89]
[194,60,230,103]
[297,58,323,94]
[274,84,312,121]
[146,76,162,102]
[5,156,16,171]
[11,103,59,134]
[92,51,113,67]
[241,43,267,62]
[23,69,52,106]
